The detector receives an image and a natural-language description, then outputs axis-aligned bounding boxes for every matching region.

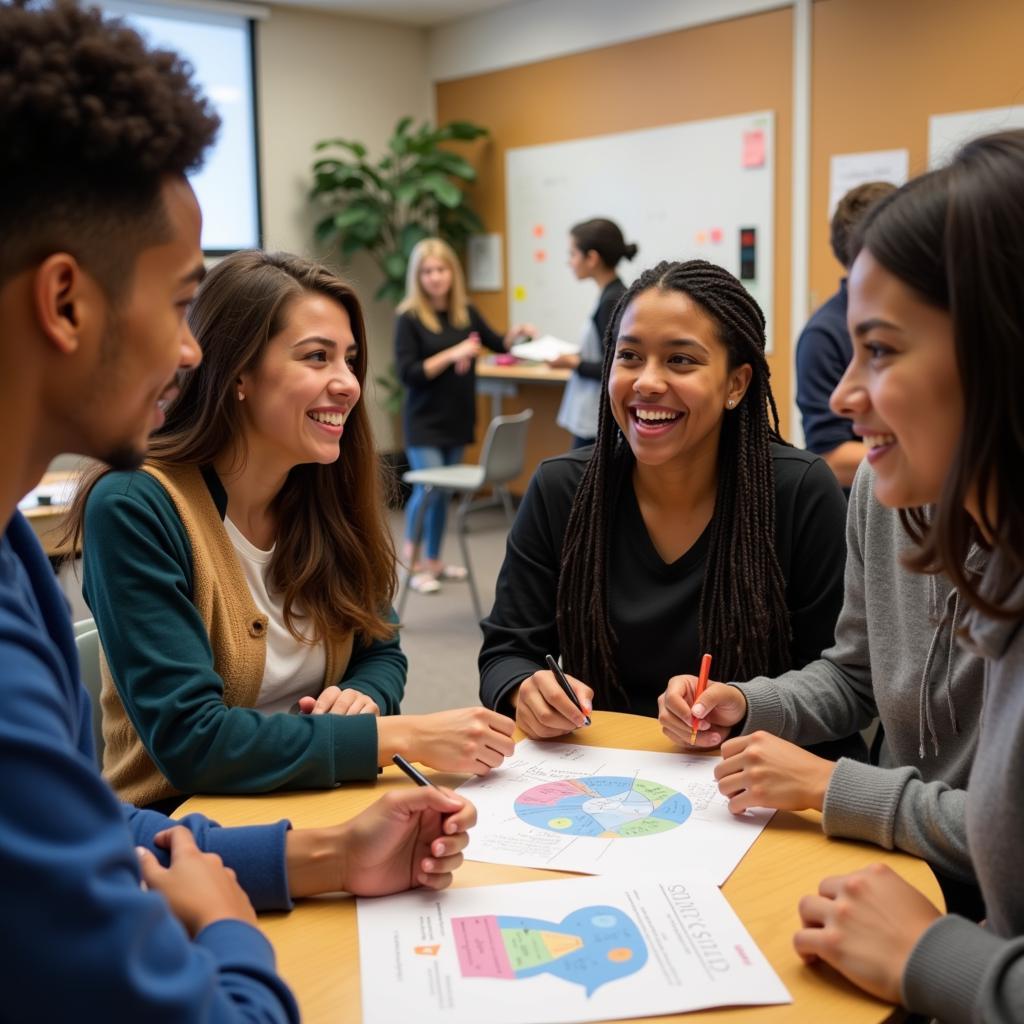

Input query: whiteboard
[506,111,775,353]
[929,105,1024,169]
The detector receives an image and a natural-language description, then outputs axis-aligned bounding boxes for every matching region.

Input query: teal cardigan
[82,467,405,795]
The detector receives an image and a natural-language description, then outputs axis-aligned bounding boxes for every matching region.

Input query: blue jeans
[404,445,465,561]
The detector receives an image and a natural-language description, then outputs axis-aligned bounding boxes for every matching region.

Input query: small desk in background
[180,711,942,1024]
[20,471,77,558]
[472,357,572,494]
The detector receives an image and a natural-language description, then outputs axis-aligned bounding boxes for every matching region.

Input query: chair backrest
[478,409,534,485]
[75,628,104,767]
[73,616,96,638]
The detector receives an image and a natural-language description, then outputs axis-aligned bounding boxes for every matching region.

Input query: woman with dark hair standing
[550,218,638,448]
[787,130,1024,1022]
[75,251,514,811]
[480,259,857,761]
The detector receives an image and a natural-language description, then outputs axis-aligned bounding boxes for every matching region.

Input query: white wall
[256,7,432,447]
[427,0,789,83]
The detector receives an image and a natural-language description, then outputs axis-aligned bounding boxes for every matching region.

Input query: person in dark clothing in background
[395,237,533,594]
[548,217,638,447]
[796,181,896,490]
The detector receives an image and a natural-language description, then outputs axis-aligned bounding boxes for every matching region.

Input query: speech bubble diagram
[452,905,647,997]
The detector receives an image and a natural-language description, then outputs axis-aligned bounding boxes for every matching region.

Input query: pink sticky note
[533,248,547,262]
[710,227,723,244]
[695,230,708,245]
[532,224,545,238]
[742,130,766,169]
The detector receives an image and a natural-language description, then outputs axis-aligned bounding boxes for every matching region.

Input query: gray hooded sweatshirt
[901,548,1024,1023]
[733,460,983,881]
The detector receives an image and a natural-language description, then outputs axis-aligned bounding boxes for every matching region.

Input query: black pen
[392,752,434,787]
[545,654,591,726]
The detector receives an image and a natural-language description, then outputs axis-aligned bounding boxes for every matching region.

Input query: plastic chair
[73,616,95,638]
[75,627,104,766]
[398,409,533,622]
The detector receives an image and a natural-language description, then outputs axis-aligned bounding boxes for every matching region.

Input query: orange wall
[436,8,796,434]
[810,0,1024,306]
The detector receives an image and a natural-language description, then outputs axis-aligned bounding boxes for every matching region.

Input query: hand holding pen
[657,655,748,749]
[510,655,594,740]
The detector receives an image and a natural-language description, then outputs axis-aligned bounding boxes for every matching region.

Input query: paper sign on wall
[828,149,909,218]
[467,233,503,292]
[742,129,766,169]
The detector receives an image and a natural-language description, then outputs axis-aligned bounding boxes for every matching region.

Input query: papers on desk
[18,476,76,511]
[357,872,791,1024]
[457,740,773,885]
[509,334,580,362]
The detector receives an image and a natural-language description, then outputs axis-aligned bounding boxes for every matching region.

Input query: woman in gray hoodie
[781,130,1022,1021]
[662,457,984,919]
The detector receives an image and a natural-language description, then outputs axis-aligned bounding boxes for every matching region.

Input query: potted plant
[310,116,489,493]
[311,115,489,304]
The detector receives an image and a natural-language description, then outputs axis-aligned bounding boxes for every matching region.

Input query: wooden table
[473,358,573,493]
[21,471,77,557]
[180,712,941,1023]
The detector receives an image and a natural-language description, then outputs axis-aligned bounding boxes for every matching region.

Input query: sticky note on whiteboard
[742,130,766,169]
[513,285,527,302]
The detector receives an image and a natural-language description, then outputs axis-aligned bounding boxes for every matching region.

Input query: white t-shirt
[224,516,327,714]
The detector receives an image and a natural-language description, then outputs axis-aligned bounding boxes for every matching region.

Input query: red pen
[689,653,713,746]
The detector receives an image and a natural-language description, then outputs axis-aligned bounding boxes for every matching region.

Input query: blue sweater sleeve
[0,558,298,1021]
[82,471,380,793]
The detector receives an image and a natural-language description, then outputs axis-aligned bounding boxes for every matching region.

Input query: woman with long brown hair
[75,250,514,811]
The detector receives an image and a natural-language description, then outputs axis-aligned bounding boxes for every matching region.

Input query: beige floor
[389,503,512,714]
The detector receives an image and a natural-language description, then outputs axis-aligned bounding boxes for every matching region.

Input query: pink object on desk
[494,354,519,366]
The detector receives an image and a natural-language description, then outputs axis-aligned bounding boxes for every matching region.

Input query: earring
[727,399,735,408]
[237,390,245,401]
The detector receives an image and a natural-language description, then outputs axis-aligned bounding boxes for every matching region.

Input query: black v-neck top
[479,444,848,720]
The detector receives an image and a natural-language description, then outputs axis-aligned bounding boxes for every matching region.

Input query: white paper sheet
[509,334,580,362]
[357,872,791,1024]
[827,149,909,218]
[458,740,773,885]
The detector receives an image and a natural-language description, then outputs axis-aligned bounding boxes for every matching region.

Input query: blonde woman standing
[395,238,533,593]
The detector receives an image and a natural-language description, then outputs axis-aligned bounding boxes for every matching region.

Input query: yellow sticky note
[513,285,527,302]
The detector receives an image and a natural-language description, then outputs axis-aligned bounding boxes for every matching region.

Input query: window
[101,0,263,254]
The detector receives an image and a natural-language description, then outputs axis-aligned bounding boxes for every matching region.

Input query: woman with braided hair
[480,259,857,758]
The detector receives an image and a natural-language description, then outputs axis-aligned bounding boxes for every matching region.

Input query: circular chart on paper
[514,776,691,839]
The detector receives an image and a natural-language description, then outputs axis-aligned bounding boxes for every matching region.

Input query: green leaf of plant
[333,206,374,229]
[314,214,339,242]
[375,279,406,304]
[384,252,407,279]
[398,222,429,256]
[421,174,461,208]
[438,121,489,141]
[314,138,368,158]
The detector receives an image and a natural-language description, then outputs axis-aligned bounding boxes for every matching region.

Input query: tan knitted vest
[100,462,354,807]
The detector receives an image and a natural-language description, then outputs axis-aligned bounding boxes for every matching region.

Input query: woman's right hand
[136,827,258,937]
[381,708,516,775]
[449,333,482,372]
[511,670,594,739]
[658,676,747,748]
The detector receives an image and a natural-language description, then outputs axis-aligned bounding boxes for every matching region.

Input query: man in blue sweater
[0,3,475,1020]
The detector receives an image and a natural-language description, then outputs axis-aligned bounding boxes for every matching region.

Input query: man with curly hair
[0,3,475,1019]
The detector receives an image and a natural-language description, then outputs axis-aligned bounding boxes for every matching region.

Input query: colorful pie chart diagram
[514,776,691,838]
